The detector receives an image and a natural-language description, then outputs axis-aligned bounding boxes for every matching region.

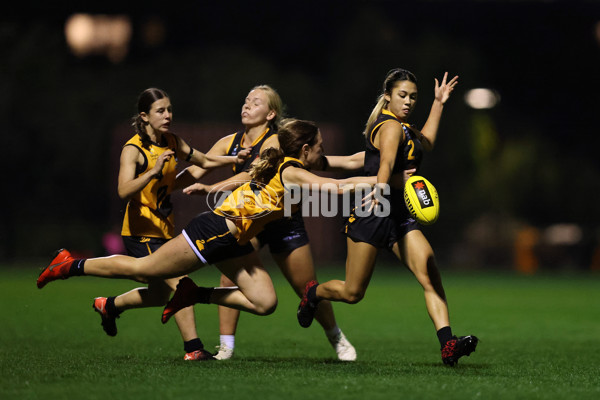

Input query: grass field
[1,263,599,400]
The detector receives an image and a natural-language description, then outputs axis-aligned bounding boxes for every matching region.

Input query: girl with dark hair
[296,69,479,366]
[177,86,361,361]
[90,88,248,361]
[36,120,377,357]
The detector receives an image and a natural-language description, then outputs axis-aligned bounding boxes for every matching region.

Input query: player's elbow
[117,188,131,201]
[181,166,199,180]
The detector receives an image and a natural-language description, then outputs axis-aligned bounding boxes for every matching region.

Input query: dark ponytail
[249,147,285,184]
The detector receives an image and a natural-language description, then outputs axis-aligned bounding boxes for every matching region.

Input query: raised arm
[419,72,458,151]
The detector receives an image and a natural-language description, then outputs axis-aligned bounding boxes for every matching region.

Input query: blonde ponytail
[363,95,387,137]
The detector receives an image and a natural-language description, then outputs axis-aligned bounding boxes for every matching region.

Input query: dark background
[2,0,599,270]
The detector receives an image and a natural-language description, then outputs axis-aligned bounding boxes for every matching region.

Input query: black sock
[69,259,86,276]
[307,283,320,305]
[437,326,453,348]
[195,287,214,304]
[184,338,204,353]
[105,296,121,317]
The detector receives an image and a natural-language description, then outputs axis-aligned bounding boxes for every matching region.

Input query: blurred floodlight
[65,14,132,63]
[464,88,500,109]
[64,14,95,56]
[543,224,582,246]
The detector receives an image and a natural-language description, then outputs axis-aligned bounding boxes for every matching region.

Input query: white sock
[325,326,341,339]
[220,334,235,349]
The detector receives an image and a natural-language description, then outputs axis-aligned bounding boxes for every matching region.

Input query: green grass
[1,264,599,400]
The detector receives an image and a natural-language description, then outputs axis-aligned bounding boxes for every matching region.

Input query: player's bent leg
[297,240,377,328]
[273,246,357,360]
[92,279,182,338]
[272,245,336,328]
[315,239,378,304]
[214,252,277,316]
[163,253,277,324]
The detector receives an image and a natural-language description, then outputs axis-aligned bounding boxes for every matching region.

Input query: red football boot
[92,297,118,337]
[184,349,215,361]
[37,249,75,289]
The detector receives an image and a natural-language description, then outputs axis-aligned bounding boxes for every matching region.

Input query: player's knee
[343,288,365,304]
[254,295,278,316]
[415,272,434,290]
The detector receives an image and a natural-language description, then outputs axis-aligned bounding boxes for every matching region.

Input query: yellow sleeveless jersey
[214,157,302,244]
[121,133,179,239]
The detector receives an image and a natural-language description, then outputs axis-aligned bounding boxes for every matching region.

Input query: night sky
[40,0,599,151]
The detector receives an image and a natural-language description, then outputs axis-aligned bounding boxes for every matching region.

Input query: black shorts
[343,209,420,249]
[182,211,254,265]
[122,236,169,258]
[256,210,310,254]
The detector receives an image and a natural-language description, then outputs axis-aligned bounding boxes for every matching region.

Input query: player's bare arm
[324,151,365,172]
[375,121,404,186]
[281,166,375,194]
[117,145,173,200]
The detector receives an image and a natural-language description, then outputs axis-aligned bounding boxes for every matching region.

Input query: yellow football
[404,175,439,225]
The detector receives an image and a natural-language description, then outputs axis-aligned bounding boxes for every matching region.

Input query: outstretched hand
[434,72,459,104]
[183,182,210,196]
